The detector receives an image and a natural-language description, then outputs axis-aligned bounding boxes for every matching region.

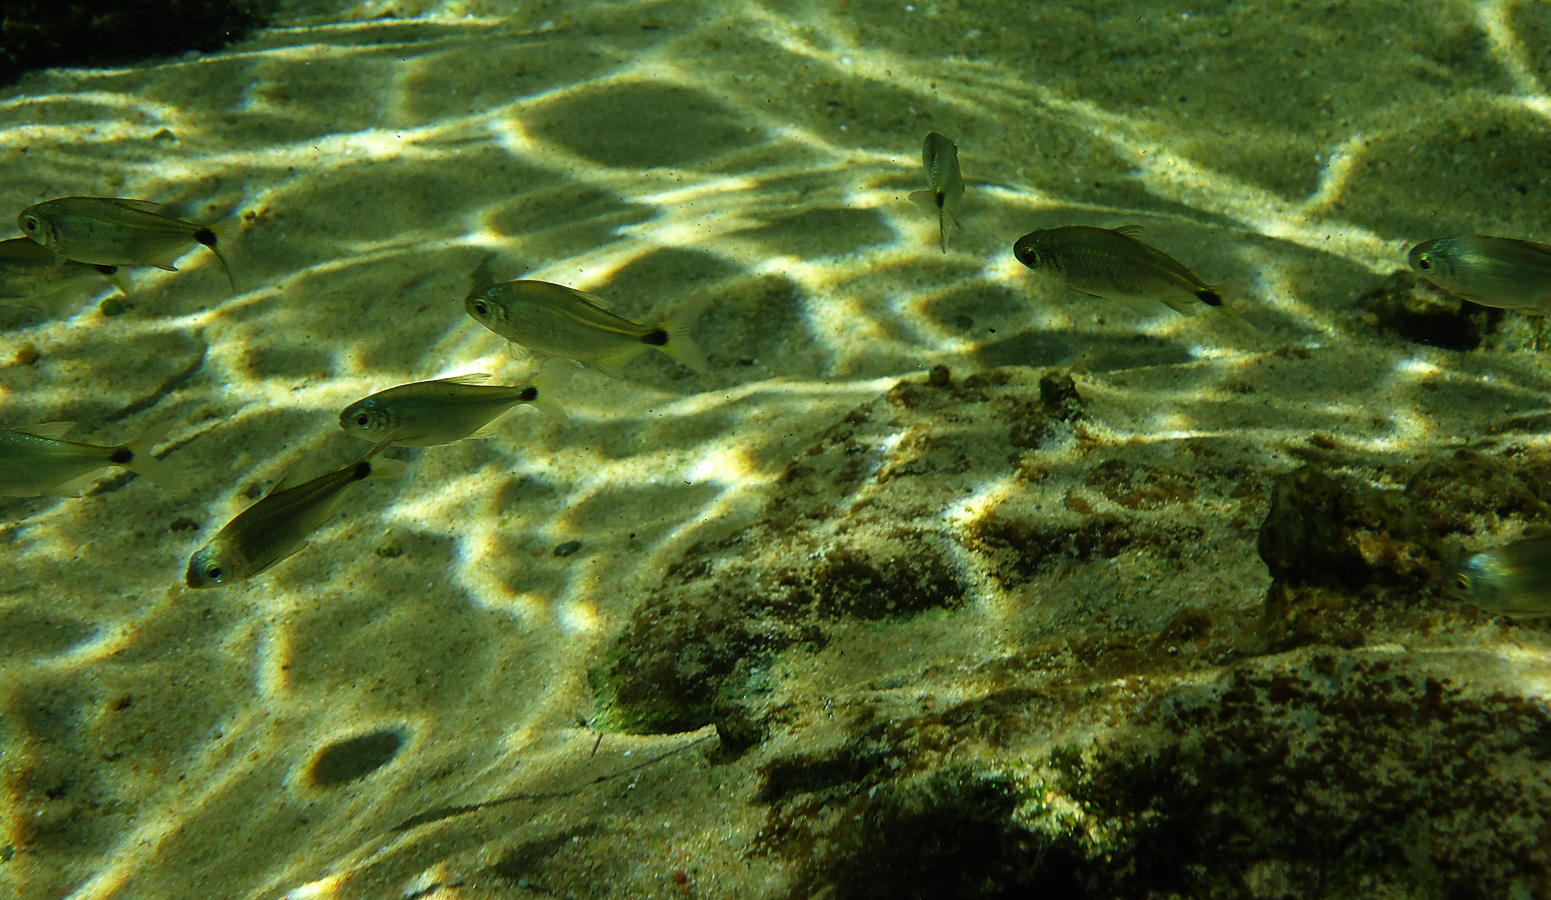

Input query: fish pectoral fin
[17,421,75,439]
[1113,224,1146,236]
[908,190,938,209]
[434,373,491,386]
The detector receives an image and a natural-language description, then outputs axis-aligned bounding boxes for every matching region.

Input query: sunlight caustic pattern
[4,0,1551,897]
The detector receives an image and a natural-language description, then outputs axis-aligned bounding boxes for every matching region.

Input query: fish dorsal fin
[115,199,173,216]
[566,286,614,311]
[433,373,491,386]
[17,421,75,439]
[268,470,305,494]
[1113,224,1146,237]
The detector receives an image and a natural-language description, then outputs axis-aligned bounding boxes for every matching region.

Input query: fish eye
[472,299,489,317]
[355,413,371,427]
[205,565,223,581]
[21,217,38,233]
[1416,252,1433,271]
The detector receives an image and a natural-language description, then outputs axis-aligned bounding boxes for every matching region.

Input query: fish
[1451,535,1551,619]
[1013,224,1234,318]
[465,279,708,377]
[339,374,569,447]
[185,442,407,588]
[0,238,124,326]
[1408,235,1551,314]
[908,132,965,252]
[0,422,170,497]
[18,196,236,292]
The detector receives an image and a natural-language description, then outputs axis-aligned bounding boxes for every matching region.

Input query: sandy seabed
[4,1,1551,898]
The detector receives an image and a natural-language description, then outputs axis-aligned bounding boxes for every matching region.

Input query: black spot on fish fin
[640,328,669,347]
[1195,287,1224,307]
[518,386,539,402]
[109,448,134,465]
[194,227,218,248]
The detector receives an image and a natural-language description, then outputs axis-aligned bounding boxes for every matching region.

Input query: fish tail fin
[1199,283,1262,333]
[654,294,711,374]
[193,227,238,294]
[533,397,571,426]
[522,379,572,427]
[358,438,409,478]
[119,421,176,487]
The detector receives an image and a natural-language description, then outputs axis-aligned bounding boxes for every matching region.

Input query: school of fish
[1,139,1547,615]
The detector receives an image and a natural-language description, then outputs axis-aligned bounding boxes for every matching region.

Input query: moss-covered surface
[0,1,273,86]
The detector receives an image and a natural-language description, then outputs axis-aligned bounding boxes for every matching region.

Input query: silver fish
[1013,224,1232,317]
[908,132,965,252]
[0,422,169,497]
[18,196,236,292]
[465,279,708,377]
[1452,535,1551,619]
[339,374,568,447]
[1408,235,1551,313]
[185,443,405,588]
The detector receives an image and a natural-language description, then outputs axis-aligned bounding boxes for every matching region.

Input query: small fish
[1408,235,1551,314]
[1013,224,1232,317]
[1451,535,1551,619]
[185,443,406,588]
[18,196,236,292]
[0,422,170,497]
[908,132,965,253]
[339,374,569,447]
[0,238,124,325]
[465,279,708,377]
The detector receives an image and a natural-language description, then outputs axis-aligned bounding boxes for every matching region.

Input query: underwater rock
[1358,270,1499,351]
[0,1,273,86]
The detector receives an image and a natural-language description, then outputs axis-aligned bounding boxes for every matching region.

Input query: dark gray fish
[185,443,405,588]
[1012,224,1228,316]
